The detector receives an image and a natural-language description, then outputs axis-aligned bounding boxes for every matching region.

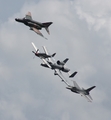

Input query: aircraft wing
[55,69,70,86]
[25,12,32,20]
[31,43,51,68]
[31,27,47,39]
[32,42,37,51]
[41,58,52,69]
[42,46,53,62]
[73,81,81,89]
[88,94,93,101]
[80,93,92,102]
[42,46,49,55]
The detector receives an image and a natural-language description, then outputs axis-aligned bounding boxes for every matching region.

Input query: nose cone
[15,18,23,22]
[15,18,18,21]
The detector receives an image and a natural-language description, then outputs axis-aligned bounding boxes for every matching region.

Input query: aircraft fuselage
[15,18,44,29]
[66,87,88,95]
[41,63,70,72]
[35,53,51,58]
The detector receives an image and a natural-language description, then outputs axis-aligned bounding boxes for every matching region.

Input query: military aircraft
[66,81,96,102]
[40,46,77,78]
[31,42,77,78]
[31,42,55,68]
[32,42,56,59]
[41,59,76,77]
[15,12,53,39]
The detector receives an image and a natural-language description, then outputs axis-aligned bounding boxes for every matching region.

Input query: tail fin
[43,22,53,27]
[86,86,96,93]
[69,71,77,78]
[63,58,69,64]
[51,53,56,57]
[43,22,53,34]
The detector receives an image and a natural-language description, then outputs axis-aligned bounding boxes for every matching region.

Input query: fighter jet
[66,81,96,102]
[15,12,53,39]
[40,46,77,78]
[32,42,56,59]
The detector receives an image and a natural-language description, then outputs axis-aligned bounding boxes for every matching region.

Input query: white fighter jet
[66,81,96,102]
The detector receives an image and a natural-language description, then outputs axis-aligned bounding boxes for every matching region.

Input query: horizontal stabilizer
[69,71,77,78]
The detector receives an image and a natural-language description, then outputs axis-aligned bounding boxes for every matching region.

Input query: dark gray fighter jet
[40,46,77,78]
[41,59,77,78]
[66,81,96,102]
[41,58,70,72]
[15,12,53,39]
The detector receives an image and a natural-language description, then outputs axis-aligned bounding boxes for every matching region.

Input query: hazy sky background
[0,0,111,120]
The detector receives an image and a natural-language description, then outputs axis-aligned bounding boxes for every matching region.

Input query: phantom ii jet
[66,81,96,102]
[15,12,53,39]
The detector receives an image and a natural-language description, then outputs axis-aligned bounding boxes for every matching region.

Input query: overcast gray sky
[0,0,111,120]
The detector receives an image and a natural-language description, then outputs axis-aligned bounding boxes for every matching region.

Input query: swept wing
[31,27,47,39]
[55,69,70,86]
[73,81,81,89]
[88,94,93,101]
[80,93,92,102]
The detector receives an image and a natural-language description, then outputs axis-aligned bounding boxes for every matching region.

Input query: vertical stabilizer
[86,86,96,93]
[43,22,53,34]
[45,27,50,34]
